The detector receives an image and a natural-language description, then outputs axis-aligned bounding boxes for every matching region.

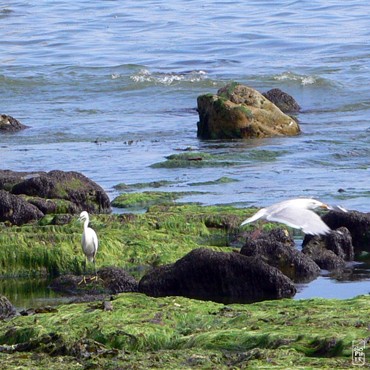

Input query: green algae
[0,203,253,278]
[188,176,239,187]
[0,294,368,368]
[111,191,197,209]
[150,152,238,168]
[218,81,240,99]
[150,149,287,169]
[113,180,176,191]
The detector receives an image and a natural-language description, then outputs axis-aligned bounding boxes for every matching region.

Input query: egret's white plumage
[241,198,332,236]
[78,211,98,278]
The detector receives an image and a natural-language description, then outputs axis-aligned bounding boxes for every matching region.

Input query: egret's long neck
[83,217,89,230]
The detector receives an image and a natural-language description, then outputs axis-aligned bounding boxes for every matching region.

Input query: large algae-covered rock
[139,247,296,304]
[197,83,300,139]
[0,170,111,225]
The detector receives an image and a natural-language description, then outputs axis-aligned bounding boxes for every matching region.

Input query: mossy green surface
[111,191,197,209]
[0,203,251,277]
[113,180,176,191]
[150,150,288,169]
[188,176,239,187]
[150,152,238,168]
[0,294,368,368]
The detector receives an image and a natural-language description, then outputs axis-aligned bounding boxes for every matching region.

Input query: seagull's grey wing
[328,204,348,213]
[240,208,267,226]
[267,208,331,235]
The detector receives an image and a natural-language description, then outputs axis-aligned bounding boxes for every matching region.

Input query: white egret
[78,211,99,283]
[240,198,335,236]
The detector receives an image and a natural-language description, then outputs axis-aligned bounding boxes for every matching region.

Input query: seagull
[240,198,341,236]
[78,211,99,283]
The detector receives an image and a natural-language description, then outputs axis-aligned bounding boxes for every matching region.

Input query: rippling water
[1,1,370,301]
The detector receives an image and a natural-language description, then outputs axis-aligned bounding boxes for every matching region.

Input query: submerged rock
[0,169,111,225]
[0,114,28,132]
[139,247,296,304]
[197,82,300,139]
[240,229,321,283]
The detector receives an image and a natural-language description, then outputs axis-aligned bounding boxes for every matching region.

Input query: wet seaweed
[0,294,368,368]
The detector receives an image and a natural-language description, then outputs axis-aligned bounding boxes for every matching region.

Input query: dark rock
[240,229,321,283]
[197,83,300,139]
[325,227,354,261]
[302,239,346,270]
[20,306,58,316]
[0,114,28,132]
[0,169,111,225]
[27,197,58,214]
[302,227,353,270]
[262,88,301,113]
[0,170,40,192]
[0,295,17,319]
[11,170,111,214]
[0,190,44,225]
[322,210,370,251]
[49,267,138,296]
[98,266,138,294]
[49,274,100,296]
[139,247,296,304]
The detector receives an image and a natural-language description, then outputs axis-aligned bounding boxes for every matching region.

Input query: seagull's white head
[302,199,329,209]
[304,199,329,210]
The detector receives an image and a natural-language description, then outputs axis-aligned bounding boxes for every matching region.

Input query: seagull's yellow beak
[320,203,329,209]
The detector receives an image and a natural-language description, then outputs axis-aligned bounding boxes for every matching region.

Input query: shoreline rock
[302,227,354,270]
[322,210,370,251]
[240,229,321,283]
[139,247,296,304]
[49,266,138,297]
[0,169,111,225]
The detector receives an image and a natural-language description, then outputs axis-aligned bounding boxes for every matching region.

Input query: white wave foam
[130,69,208,85]
[274,72,317,85]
